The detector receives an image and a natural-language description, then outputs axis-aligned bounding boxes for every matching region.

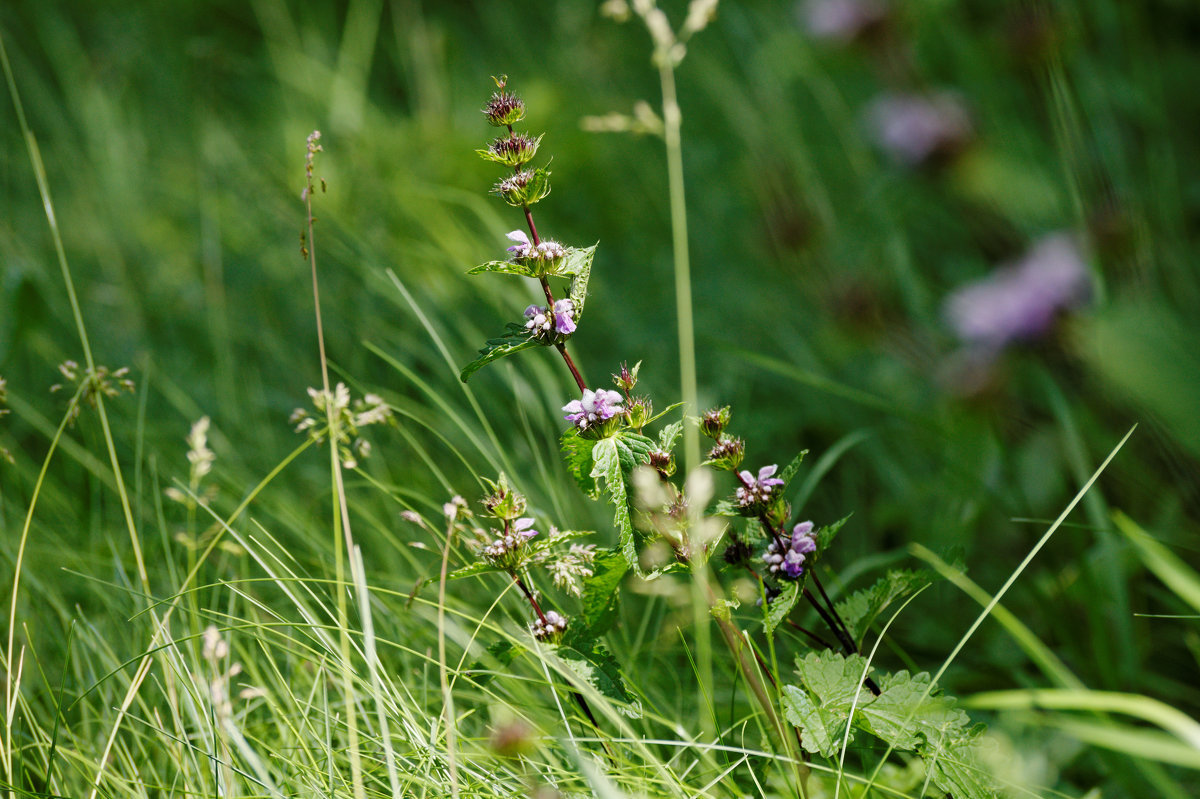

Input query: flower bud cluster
[563,388,625,436]
[532,610,568,642]
[483,89,525,127]
[480,132,543,168]
[506,230,566,263]
[481,517,539,571]
[525,300,577,340]
[701,406,745,470]
[763,521,817,580]
[482,473,527,520]
[736,464,785,511]
[493,168,552,207]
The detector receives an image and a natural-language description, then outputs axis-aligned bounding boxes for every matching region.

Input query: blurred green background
[2,0,1199,790]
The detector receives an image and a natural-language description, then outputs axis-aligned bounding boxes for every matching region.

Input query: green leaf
[464,640,523,687]
[526,527,595,559]
[561,428,600,498]
[835,569,935,647]
[778,449,809,488]
[615,430,656,471]
[559,628,641,717]
[763,580,800,635]
[815,513,852,552]
[927,734,995,799]
[580,549,628,634]
[856,669,973,753]
[591,438,637,568]
[460,323,540,382]
[782,651,876,757]
[781,685,849,757]
[657,420,684,451]
[447,560,505,580]
[565,245,596,320]
[466,259,540,278]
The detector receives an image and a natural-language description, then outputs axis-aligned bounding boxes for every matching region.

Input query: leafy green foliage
[815,513,851,552]
[559,627,641,717]
[778,449,809,488]
[781,651,875,756]
[782,651,995,796]
[762,580,800,635]
[561,428,600,498]
[835,569,935,647]
[580,549,628,635]
[459,322,541,382]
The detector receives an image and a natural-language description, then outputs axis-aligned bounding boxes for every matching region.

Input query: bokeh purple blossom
[763,520,817,580]
[865,91,971,166]
[944,233,1091,350]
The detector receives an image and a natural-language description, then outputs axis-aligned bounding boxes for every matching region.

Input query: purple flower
[736,464,785,508]
[800,0,887,43]
[506,231,566,263]
[764,520,818,580]
[513,517,538,540]
[532,610,568,641]
[865,91,971,166]
[944,233,1090,349]
[552,299,577,335]
[563,388,624,431]
[525,299,577,340]
[507,230,532,258]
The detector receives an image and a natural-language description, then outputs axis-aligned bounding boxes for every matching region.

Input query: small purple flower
[525,299,577,340]
[764,520,817,580]
[532,610,568,641]
[865,91,971,166]
[506,231,566,263]
[552,299,577,335]
[507,230,532,258]
[944,233,1090,349]
[513,517,538,540]
[563,388,624,431]
[736,464,785,508]
[800,0,887,43]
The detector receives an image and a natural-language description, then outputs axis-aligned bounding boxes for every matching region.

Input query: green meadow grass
[2,1,1199,796]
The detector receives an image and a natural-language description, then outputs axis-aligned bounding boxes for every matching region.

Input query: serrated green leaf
[779,449,809,488]
[781,685,850,757]
[815,513,852,552]
[460,323,541,382]
[835,569,935,646]
[657,420,683,451]
[763,580,800,635]
[558,628,641,717]
[527,527,595,558]
[857,669,973,753]
[566,245,596,320]
[561,429,599,498]
[591,438,637,569]
[580,549,627,635]
[466,259,540,278]
[447,560,505,580]
[927,736,996,799]
[615,431,656,471]
[783,651,876,757]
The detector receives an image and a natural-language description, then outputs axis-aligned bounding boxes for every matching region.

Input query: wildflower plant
[443,65,996,796]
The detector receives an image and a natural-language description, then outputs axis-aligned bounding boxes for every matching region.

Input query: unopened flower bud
[648,448,675,478]
[479,132,543,167]
[532,610,568,642]
[482,474,527,520]
[701,406,732,439]
[483,90,525,127]
[493,168,551,207]
[613,361,640,392]
[705,436,744,470]
[626,396,652,429]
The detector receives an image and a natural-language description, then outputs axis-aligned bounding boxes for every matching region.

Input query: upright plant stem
[658,61,699,476]
[304,146,367,799]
